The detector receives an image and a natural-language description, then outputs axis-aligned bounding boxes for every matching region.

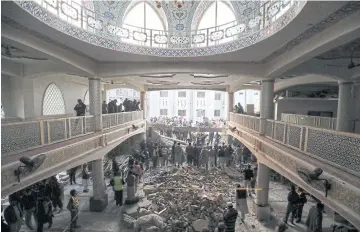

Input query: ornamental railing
[281,113,337,130]
[229,113,260,133]
[25,0,298,49]
[102,111,143,130]
[229,113,360,176]
[1,111,144,156]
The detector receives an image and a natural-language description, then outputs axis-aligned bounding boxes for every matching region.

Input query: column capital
[261,79,275,83]
[89,77,101,81]
[338,80,354,85]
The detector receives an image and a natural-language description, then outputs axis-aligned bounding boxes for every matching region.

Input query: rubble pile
[127,166,244,232]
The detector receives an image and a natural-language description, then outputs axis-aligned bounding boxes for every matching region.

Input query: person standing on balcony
[74,99,86,116]
[81,164,90,193]
[102,101,107,114]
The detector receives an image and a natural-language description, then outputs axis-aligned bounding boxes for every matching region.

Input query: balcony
[1,111,145,196]
[228,112,360,228]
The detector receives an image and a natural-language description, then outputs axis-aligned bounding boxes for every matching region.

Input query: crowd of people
[102,99,141,114]
[149,116,226,128]
[1,176,79,232]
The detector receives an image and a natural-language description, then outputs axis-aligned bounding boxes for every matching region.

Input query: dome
[16,0,306,57]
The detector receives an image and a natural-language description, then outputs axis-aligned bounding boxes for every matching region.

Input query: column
[89,78,102,132]
[140,91,146,119]
[254,163,271,221]
[259,79,274,135]
[228,92,234,120]
[89,158,108,212]
[336,81,355,132]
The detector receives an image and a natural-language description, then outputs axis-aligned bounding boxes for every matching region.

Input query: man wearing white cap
[223,202,238,232]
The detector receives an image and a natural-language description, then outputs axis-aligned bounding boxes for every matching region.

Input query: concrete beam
[2,24,96,76]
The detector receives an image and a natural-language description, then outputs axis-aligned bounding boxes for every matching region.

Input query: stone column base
[252,200,271,221]
[89,194,108,212]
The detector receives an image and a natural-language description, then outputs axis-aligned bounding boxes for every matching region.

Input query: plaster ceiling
[316,38,360,60]
[1,42,48,64]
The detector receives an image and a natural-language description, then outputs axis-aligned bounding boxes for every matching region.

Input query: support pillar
[89,158,108,212]
[227,135,232,145]
[336,81,355,132]
[254,163,271,221]
[259,79,274,135]
[102,85,107,104]
[89,78,102,132]
[228,92,234,120]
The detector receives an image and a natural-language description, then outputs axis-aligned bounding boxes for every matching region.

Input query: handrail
[1,111,144,156]
[281,113,337,130]
[229,112,360,176]
[15,0,302,49]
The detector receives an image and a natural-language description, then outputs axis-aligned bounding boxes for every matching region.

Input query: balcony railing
[229,113,360,176]
[281,113,337,130]
[16,0,305,52]
[1,111,143,156]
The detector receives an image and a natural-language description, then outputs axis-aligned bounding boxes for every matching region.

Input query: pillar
[102,85,107,104]
[254,163,271,221]
[336,81,355,132]
[259,79,274,135]
[227,135,232,145]
[89,158,108,212]
[228,92,234,120]
[140,91,146,119]
[89,78,102,132]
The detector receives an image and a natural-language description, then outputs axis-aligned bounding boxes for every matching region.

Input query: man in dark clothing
[284,185,300,224]
[49,177,63,213]
[186,143,193,166]
[102,101,107,114]
[296,188,307,223]
[209,132,214,145]
[21,188,36,230]
[35,188,53,232]
[74,99,86,116]
[217,146,226,169]
[306,203,323,232]
[193,144,200,167]
[171,141,176,165]
[223,202,238,232]
[67,189,81,232]
[69,167,77,185]
[225,144,234,166]
[242,165,254,196]
[4,194,23,232]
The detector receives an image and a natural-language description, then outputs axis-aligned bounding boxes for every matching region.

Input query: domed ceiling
[16,0,306,57]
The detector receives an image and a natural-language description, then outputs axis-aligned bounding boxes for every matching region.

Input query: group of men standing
[2,177,64,232]
[102,98,140,114]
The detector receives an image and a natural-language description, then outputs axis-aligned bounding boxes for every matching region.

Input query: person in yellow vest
[110,172,125,206]
[66,189,80,232]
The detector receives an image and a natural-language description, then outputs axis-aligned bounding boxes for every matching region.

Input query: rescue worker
[110,172,125,206]
[223,202,238,232]
[296,188,307,223]
[200,146,209,170]
[284,185,300,224]
[67,189,81,232]
[174,143,183,167]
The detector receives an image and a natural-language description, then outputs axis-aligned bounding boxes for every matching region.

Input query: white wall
[234,89,260,113]
[147,89,227,121]
[33,74,89,117]
[275,98,338,120]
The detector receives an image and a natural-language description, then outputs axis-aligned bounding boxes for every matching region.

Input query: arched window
[197,0,236,45]
[42,83,66,115]
[122,1,166,46]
